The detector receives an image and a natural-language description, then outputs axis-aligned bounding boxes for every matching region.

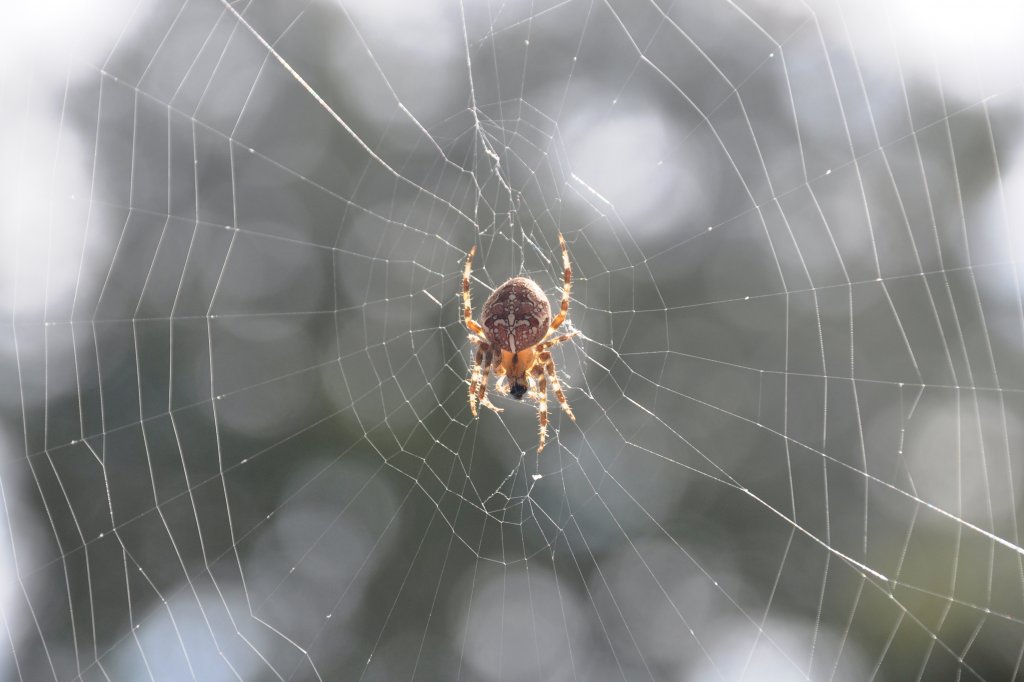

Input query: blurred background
[3,0,1024,680]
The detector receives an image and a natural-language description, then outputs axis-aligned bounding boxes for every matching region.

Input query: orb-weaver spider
[462,234,578,452]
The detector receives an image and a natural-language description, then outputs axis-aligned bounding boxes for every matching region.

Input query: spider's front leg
[462,246,486,337]
[493,362,509,396]
[549,233,572,331]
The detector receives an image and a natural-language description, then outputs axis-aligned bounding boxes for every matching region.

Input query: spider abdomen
[481,277,551,353]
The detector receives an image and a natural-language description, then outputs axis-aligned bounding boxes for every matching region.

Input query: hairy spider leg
[467,343,487,416]
[538,330,579,352]
[533,364,549,452]
[549,233,572,331]
[462,245,485,337]
[541,351,575,420]
[475,347,503,414]
[493,355,509,394]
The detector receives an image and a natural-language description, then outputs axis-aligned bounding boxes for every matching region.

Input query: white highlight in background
[773,0,1024,102]
[563,102,718,240]
[687,613,873,681]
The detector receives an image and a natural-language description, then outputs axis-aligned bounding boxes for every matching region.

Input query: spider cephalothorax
[462,234,578,452]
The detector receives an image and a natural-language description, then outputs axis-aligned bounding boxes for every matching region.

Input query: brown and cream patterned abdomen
[481,277,551,353]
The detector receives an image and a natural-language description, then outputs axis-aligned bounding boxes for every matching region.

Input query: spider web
[4,0,1024,679]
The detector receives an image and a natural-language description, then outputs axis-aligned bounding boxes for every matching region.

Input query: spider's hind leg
[541,351,575,421]
[476,347,503,414]
[467,344,486,417]
[538,330,579,352]
[531,364,549,452]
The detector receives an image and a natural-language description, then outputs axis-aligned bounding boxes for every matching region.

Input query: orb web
[3,0,1024,680]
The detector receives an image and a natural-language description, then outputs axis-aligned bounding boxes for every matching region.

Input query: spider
[462,233,578,452]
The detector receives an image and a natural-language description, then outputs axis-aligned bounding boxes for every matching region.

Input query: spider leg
[541,351,575,421]
[463,245,486,337]
[532,364,549,452]
[549,232,571,331]
[476,347,503,414]
[538,330,579,352]
[492,352,509,394]
[467,343,486,416]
